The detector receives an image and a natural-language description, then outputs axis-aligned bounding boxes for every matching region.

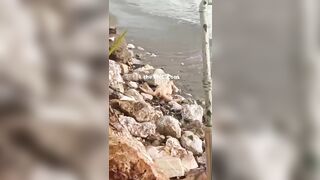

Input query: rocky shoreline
[109,27,207,180]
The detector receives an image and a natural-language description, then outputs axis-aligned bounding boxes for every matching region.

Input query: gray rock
[156,116,181,138]
[118,115,156,138]
[112,100,162,122]
[128,81,138,89]
[134,64,154,72]
[145,69,170,86]
[181,104,204,122]
[123,72,141,82]
[168,101,182,111]
[109,60,124,93]
[180,131,203,155]
[132,58,143,65]
[124,89,145,102]
[141,93,153,100]
[137,46,144,51]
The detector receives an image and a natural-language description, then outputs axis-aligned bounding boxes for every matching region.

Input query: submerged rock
[118,115,156,138]
[181,104,204,122]
[180,131,203,155]
[109,60,124,93]
[156,116,181,138]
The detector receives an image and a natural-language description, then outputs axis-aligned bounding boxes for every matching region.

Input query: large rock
[156,116,181,138]
[109,136,168,180]
[109,60,124,93]
[109,35,132,64]
[146,137,198,177]
[111,100,162,122]
[181,104,204,122]
[144,69,170,86]
[118,115,156,138]
[124,89,145,102]
[154,157,184,178]
[180,131,203,155]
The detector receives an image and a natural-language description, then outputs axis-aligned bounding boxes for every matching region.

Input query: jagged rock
[181,104,203,122]
[147,137,198,176]
[168,101,182,111]
[111,100,162,122]
[127,43,135,49]
[124,89,145,102]
[118,115,156,138]
[128,81,138,89]
[109,35,131,64]
[109,60,124,93]
[182,121,205,139]
[109,136,168,180]
[120,63,129,74]
[145,69,170,86]
[134,64,155,72]
[156,116,181,138]
[123,72,142,82]
[172,94,186,103]
[154,157,184,178]
[180,131,203,155]
[141,93,153,100]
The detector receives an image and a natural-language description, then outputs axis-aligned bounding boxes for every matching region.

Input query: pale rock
[127,43,135,49]
[156,116,181,138]
[109,60,124,93]
[141,93,153,100]
[109,37,115,42]
[128,81,138,89]
[150,53,157,57]
[124,89,145,102]
[118,115,156,138]
[172,94,186,103]
[119,95,136,102]
[137,46,145,51]
[180,131,203,155]
[120,63,129,74]
[132,58,143,65]
[111,100,162,122]
[181,104,204,122]
[168,101,182,111]
[134,64,155,72]
[154,157,185,178]
[145,69,170,86]
[128,50,135,57]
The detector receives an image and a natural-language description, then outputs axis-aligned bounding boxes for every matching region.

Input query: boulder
[109,35,131,64]
[168,101,182,111]
[154,157,184,178]
[181,104,203,122]
[156,116,181,138]
[118,115,156,138]
[111,100,162,122]
[109,136,168,180]
[128,81,139,89]
[145,69,170,86]
[141,93,153,101]
[109,60,124,93]
[124,89,145,102]
[180,131,203,155]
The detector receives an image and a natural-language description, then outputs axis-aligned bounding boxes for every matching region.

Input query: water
[110,0,212,99]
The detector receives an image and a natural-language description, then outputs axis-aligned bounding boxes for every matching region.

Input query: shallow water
[110,0,213,99]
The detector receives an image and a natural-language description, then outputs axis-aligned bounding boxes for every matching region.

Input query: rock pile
[109,28,207,179]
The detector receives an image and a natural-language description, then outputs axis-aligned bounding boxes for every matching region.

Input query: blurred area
[212,0,320,180]
[0,0,107,180]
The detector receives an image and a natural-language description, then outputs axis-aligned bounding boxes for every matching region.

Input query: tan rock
[154,157,184,178]
[118,115,156,138]
[111,100,162,122]
[156,116,181,138]
[109,136,168,180]
[180,131,203,155]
